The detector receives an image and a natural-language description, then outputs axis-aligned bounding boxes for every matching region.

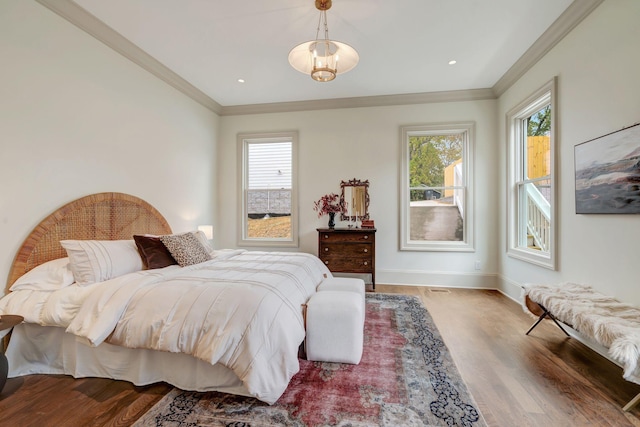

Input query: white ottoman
[317,277,365,305]
[306,291,364,364]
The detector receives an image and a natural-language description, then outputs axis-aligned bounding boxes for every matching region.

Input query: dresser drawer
[320,243,372,260]
[319,232,374,243]
[319,256,373,273]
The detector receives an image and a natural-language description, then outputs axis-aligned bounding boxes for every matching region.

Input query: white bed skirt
[6,323,251,397]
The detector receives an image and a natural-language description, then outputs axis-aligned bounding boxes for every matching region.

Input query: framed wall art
[574,122,640,214]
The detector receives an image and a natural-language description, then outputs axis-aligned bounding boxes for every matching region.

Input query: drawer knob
[324,248,329,252]
[364,248,368,253]
[363,261,368,266]
[324,235,329,239]
[325,261,329,265]
[364,235,368,240]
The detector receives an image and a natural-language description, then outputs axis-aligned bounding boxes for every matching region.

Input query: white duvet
[0,250,331,404]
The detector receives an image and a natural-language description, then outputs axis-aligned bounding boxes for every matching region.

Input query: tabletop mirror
[340,178,370,221]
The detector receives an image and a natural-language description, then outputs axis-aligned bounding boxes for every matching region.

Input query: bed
[0,192,331,404]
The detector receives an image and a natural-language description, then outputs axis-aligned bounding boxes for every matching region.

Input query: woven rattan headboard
[7,192,172,290]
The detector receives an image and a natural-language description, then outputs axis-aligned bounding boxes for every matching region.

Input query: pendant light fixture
[288,0,359,82]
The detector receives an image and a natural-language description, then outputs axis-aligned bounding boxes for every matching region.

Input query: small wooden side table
[1,315,24,392]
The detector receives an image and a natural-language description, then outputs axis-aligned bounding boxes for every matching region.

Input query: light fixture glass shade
[288,1,358,82]
[288,39,359,82]
[289,39,360,82]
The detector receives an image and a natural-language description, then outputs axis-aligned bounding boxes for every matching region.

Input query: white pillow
[10,257,75,291]
[193,230,215,257]
[61,239,143,285]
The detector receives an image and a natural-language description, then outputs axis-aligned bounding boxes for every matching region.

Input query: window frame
[506,78,557,269]
[399,122,475,252]
[237,131,299,248]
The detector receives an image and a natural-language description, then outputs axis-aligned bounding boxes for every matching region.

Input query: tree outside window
[507,78,556,269]
[400,123,474,252]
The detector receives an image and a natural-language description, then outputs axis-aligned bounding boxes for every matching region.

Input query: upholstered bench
[305,278,366,364]
[523,282,640,411]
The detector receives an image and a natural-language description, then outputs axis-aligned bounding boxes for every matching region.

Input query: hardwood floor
[377,285,640,427]
[0,375,169,427]
[1,285,639,426]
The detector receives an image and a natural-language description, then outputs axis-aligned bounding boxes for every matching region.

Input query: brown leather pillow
[133,235,177,269]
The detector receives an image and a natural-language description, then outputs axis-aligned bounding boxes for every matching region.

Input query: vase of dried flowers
[313,193,343,228]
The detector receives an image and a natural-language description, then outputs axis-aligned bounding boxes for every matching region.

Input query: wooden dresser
[317,227,376,290]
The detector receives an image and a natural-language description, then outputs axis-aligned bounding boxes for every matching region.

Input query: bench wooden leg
[525,303,570,337]
[623,392,640,412]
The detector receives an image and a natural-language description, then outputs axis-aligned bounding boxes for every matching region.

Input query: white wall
[497,0,640,304]
[0,0,219,290]
[219,100,499,288]
[5,0,637,306]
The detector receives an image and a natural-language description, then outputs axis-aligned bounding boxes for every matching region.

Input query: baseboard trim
[495,274,525,303]
[376,269,497,289]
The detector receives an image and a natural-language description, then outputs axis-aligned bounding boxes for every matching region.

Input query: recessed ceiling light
[448,60,457,65]
[237,78,245,83]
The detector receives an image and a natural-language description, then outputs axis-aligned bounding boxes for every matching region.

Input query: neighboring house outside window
[238,132,298,248]
[400,122,475,252]
[506,78,557,269]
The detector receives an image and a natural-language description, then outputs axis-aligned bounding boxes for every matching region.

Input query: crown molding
[35,0,602,116]
[219,88,496,116]
[492,0,604,96]
[35,0,223,115]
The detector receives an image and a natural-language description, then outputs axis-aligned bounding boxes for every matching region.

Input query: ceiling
[38,0,602,114]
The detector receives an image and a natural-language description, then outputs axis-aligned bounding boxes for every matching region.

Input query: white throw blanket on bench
[523,282,640,386]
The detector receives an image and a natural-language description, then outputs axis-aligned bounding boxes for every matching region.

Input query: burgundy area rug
[134,293,486,427]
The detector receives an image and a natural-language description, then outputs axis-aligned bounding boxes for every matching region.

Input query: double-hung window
[507,78,557,269]
[238,132,298,247]
[400,122,475,251]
